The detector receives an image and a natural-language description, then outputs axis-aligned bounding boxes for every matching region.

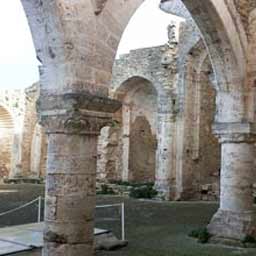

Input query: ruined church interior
[0,0,256,255]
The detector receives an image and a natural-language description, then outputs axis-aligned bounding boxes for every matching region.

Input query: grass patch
[129,184,157,199]
[242,235,256,244]
[189,228,211,244]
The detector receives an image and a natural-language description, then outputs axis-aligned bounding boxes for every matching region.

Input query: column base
[208,209,256,241]
[43,242,94,256]
[154,180,179,201]
[209,236,256,248]
[175,187,199,201]
[154,180,170,200]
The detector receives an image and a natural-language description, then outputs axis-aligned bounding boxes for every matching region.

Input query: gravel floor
[1,184,255,256]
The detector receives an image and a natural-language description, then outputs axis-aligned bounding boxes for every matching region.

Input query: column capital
[213,122,256,143]
[37,92,121,135]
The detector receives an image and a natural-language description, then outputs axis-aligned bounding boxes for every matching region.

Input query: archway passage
[129,116,157,182]
[0,106,14,178]
[113,76,158,183]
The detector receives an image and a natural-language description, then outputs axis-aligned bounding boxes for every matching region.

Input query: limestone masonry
[2,0,256,254]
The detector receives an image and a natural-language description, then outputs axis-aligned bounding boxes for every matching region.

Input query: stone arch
[112,75,158,101]
[160,0,247,84]
[28,0,256,253]
[19,0,48,65]
[0,106,15,179]
[92,0,247,123]
[17,0,248,142]
[176,40,221,200]
[0,95,21,132]
[30,0,248,121]
[195,55,221,200]
[113,76,158,135]
[112,76,158,182]
[0,89,27,178]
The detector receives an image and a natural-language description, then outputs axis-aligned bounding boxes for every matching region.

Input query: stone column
[155,19,179,200]
[208,123,256,242]
[154,88,178,200]
[155,111,175,200]
[10,134,23,178]
[39,93,120,255]
[121,104,131,181]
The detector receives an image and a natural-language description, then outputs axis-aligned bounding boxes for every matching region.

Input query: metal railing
[0,197,126,240]
[0,196,43,223]
[96,203,125,241]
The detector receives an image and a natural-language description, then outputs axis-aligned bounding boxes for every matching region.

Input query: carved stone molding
[38,92,121,114]
[41,110,118,135]
[213,122,256,143]
[38,92,121,135]
[92,0,108,15]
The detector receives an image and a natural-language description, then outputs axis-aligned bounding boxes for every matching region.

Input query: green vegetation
[97,184,116,195]
[129,183,157,199]
[110,180,132,186]
[189,228,211,244]
[4,185,256,256]
[243,235,256,245]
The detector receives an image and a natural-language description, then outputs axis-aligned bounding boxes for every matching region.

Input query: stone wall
[0,106,14,178]
[0,89,25,179]
[123,80,158,183]
[19,0,256,250]
[97,126,121,181]
[108,44,176,184]
[97,75,158,183]
[97,26,221,200]
[0,84,47,181]
[178,49,221,200]
[129,115,157,182]
[30,123,48,178]
[21,84,48,179]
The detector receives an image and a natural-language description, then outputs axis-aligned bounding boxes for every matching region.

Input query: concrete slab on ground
[0,223,108,255]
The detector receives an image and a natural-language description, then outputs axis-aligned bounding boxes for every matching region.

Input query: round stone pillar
[208,123,256,242]
[155,112,175,200]
[39,93,121,256]
[43,133,97,255]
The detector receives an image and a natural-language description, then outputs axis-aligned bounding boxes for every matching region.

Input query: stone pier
[39,93,120,255]
[155,111,175,200]
[208,123,256,242]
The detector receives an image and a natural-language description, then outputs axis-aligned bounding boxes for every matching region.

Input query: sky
[0,0,177,89]
[116,0,175,57]
[0,0,39,90]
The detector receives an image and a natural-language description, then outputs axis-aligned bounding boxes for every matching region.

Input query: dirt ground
[0,184,255,256]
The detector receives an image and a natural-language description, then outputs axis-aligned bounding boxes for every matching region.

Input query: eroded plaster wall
[0,84,47,180]
[96,77,158,183]
[21,84,48,179]
[97,126,121,181]
[0,89,25,179]
[179,52,221,200]
[98,37,221,200]
[124,80,158,183]
[0,106,14,178]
